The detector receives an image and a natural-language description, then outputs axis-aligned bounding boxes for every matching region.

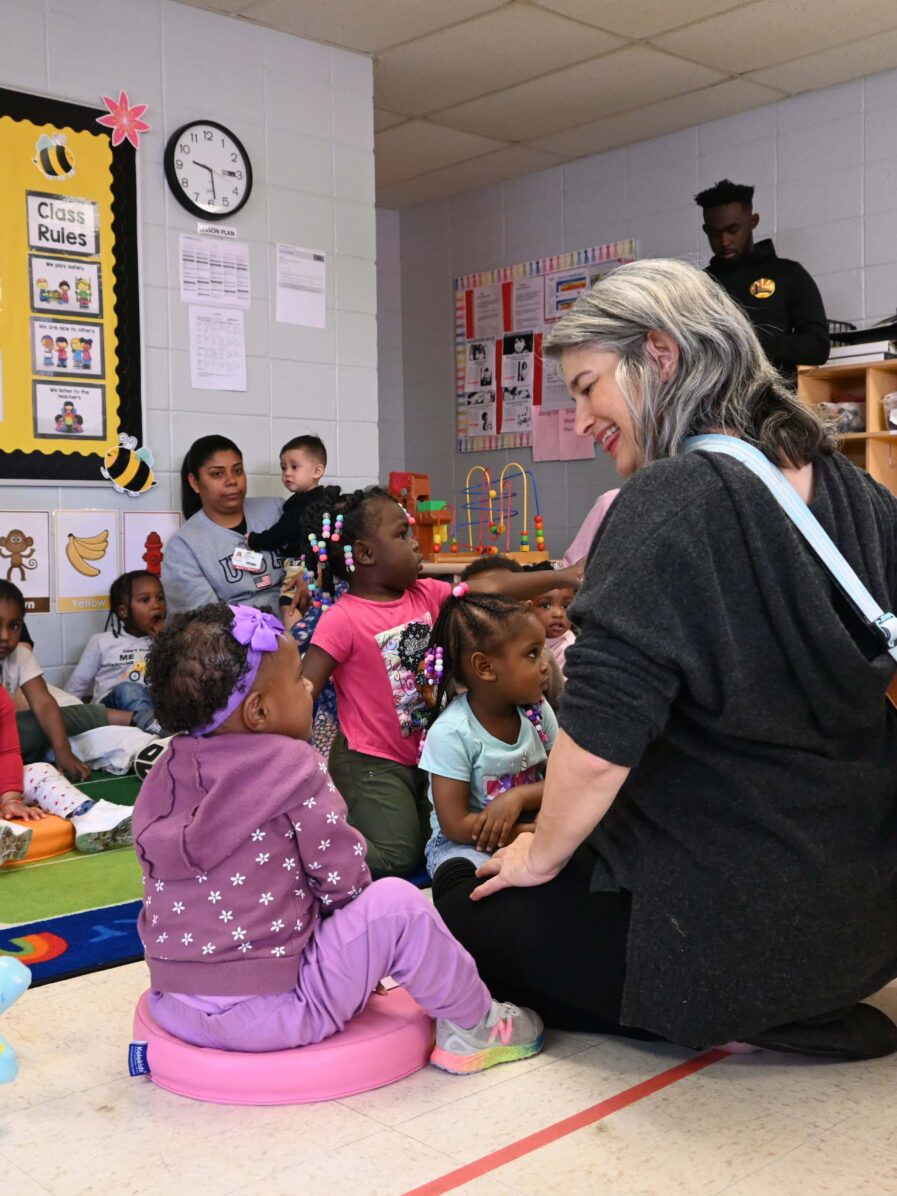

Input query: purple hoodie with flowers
[133,734,369,996]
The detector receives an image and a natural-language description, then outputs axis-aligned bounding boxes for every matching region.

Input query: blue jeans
[425,828,491,879]
[101,681,154,718]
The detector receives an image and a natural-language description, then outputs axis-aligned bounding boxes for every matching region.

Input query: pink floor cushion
[131,987,435,1105]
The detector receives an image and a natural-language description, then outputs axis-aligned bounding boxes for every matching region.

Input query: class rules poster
[0,87,141,483]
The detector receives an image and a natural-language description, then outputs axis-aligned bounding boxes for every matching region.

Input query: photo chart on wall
[453,240,636,457]
[0,87,142,484]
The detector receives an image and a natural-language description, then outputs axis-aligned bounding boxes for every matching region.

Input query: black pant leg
[434,846,658,1040]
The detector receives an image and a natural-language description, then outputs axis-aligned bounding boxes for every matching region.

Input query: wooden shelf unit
[797,359,897,496]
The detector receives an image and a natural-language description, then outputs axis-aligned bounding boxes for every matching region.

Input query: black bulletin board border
[0,86,141,484]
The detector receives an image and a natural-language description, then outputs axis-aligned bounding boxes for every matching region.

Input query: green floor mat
[76,770,141,806]
[0,846,143,925]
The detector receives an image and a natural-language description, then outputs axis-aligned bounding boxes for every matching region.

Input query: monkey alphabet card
[0,511,50,611]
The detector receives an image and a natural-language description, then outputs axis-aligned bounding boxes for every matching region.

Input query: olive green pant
[328,732,430,879]
[16,704,108,764]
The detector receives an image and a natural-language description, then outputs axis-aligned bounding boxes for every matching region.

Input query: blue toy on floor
[0,956,32,1083]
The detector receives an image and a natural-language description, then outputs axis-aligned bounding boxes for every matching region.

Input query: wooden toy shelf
[797,359,897,497]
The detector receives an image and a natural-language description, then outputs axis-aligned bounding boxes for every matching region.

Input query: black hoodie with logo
[705,238,829,385]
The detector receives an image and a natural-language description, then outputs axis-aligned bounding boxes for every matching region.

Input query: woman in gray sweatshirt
[162,435,284,614]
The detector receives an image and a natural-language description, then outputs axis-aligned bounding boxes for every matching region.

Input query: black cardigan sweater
[561,449,897,1046]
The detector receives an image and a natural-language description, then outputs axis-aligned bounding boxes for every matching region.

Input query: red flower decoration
[96,90,151,150]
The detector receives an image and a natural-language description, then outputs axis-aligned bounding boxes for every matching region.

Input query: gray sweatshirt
[162,499,284,614]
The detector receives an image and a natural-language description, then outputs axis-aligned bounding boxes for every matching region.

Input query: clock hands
[193,161,216,200]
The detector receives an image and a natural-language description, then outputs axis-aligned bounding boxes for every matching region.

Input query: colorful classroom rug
[0,771,145,987]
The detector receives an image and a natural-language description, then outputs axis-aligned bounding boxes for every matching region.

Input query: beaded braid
[420,590,536,734]
[297,484,395,597]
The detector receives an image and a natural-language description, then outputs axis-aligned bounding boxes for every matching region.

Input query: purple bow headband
[191,605,284,736]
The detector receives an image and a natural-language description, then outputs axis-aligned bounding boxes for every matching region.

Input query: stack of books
[827,340,897,365]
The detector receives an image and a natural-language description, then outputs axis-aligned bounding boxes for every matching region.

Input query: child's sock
[22,762,84,818]
[70,799,133,854]
[0,820,33,865]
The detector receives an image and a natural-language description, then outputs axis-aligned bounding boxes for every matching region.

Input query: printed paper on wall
[54,508,120,613]
[0,511,50,611]
[121,510,182,576]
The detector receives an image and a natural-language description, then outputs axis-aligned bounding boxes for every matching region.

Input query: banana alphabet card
[54,509,119,612]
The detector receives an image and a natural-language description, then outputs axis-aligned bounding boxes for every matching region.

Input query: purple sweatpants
[149,877,491,1051]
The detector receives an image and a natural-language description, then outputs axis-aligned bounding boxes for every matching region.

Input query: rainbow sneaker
[430,1000,544,1074]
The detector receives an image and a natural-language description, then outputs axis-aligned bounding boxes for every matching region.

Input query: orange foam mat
[2,814,74,867]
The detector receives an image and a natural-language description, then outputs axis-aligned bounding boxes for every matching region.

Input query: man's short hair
[694,179,755,210]
[280,435,327,467]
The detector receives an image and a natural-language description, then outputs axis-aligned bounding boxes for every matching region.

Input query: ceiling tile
[374,108,407,132]
[655,0,897,74]
[177,0,253,13]
[375,120,507,187]
[525,79,782,160]
[239,0,505,53]
[745,28,897,95]
[531,0,754,39]
[374,3,624,117]
[429,45,725,142]
[378,145,563,208]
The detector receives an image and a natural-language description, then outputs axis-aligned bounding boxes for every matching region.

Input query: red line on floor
[402,1048,728,1196]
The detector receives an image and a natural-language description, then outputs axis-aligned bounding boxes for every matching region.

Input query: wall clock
[164,120,252,220]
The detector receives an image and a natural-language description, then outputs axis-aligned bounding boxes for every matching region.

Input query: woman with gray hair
[433,258,897,1058]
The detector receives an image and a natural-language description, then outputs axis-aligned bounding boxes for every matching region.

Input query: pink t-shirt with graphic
[311,578,451,767]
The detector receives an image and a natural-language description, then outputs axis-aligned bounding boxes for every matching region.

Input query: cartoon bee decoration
[101,434,156,497]
[32,133,75,179]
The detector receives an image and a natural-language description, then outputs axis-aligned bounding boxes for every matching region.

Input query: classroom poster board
[454,240,636,456]
[0,87,142,483]
[54,509,121,613]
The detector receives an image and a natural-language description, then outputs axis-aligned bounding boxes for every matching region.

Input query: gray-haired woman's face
[561,345,641,478]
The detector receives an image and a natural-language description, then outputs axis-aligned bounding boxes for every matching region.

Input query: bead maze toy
[448,463,548,563]
[389,466,548,563]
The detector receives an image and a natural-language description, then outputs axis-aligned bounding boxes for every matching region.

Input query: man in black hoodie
[695,178,829,385]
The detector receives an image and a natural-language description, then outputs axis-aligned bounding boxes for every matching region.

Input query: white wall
[376,207,404,481]
[393,69,897,557]
[1,0,376,683]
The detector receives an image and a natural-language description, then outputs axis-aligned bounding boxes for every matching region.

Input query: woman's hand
[470,833,561,901]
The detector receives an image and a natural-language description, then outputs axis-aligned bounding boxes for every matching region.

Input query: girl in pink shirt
[302,488,582,879]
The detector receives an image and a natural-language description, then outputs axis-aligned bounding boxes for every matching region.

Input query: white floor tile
[6,963,897,1196]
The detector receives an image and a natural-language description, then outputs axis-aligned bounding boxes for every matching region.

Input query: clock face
[164,121,253,220]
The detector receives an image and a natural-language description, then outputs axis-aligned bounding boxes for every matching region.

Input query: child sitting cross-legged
[134,602,546,1074]
[66,570,167,735]
[419,586,557,883]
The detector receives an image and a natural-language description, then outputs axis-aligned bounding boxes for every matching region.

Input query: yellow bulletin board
[0,87,142,483]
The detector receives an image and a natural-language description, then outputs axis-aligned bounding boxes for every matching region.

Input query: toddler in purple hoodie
[133,603,544,1074]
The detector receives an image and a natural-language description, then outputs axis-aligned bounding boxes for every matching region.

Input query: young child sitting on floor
[0,581,135,781]
[525,560,576,677]
[461,556,564,708]
[66,571,167,736]
[419,586,557,882]
[0,686,133,864]
[302,488,581,878]
[134,602,545,1074]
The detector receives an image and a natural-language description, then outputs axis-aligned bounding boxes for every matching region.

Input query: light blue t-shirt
[419,694,558,835]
